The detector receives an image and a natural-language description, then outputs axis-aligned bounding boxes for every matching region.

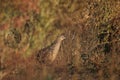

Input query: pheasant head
[57,35,66,42]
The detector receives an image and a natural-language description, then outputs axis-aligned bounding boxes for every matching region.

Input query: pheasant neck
[50,40,62,62]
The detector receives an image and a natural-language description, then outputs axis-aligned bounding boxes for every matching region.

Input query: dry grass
[0,0,120,80]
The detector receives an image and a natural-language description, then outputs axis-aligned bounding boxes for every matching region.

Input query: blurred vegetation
[0,0,120,80]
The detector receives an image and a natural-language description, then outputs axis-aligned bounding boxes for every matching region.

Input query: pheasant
[36,35,65,65]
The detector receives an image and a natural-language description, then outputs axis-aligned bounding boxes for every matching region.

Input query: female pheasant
[36,35,65,65]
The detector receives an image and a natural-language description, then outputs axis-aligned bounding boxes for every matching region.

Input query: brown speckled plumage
[36,35,65,65]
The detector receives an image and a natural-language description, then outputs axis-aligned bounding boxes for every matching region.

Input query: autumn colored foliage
[0,0,120,80]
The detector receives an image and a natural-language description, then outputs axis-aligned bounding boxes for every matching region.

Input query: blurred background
[0,0,120,80]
